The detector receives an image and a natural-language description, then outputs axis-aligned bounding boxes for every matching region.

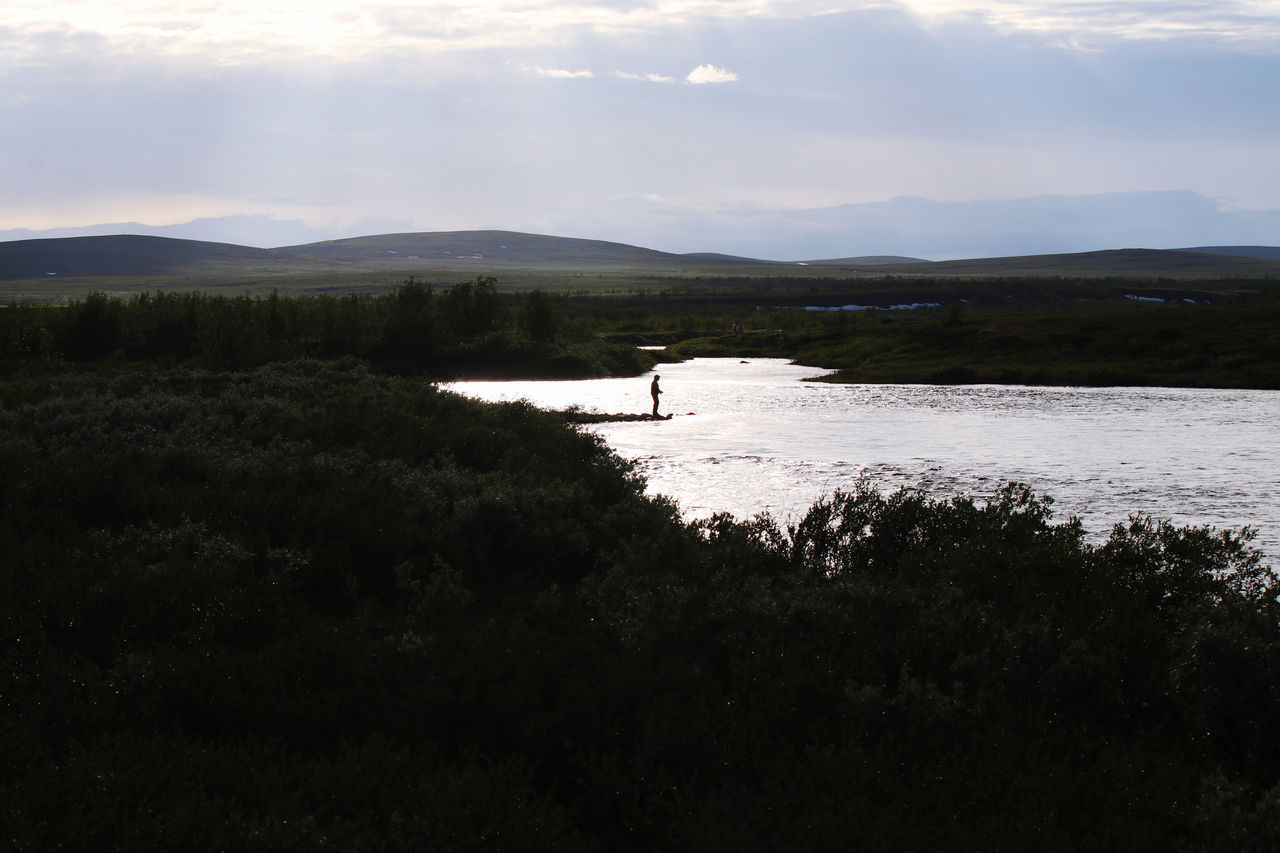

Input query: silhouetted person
[651,375,662,417]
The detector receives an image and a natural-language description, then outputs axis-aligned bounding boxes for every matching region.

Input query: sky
[3,0,1279,260]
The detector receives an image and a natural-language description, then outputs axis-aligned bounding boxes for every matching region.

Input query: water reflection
[447,358,1280,561]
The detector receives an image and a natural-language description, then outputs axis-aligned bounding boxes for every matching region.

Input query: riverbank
[660,298,1280,389]
[563,410,673,423]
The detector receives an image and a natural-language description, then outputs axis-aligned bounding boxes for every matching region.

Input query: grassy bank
[665,298,1280,388]
[2,357,1279,849]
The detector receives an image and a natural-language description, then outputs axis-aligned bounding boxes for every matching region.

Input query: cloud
[5,1,1279,74]
[533,65,594,79]
[899,0,1280,51]
[4,0,1279,252]
[614,70,676,83]
[685,64,738,84]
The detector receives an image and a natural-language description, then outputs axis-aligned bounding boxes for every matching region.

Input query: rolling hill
[0,235,301,280]
[2,231,1279,285]
[1179,246,1280,261]
[275,230,732,269]
[849,248,1280,278]
[797,255,927,266]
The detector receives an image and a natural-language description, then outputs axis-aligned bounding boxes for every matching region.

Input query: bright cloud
[685,64,738,84]
[534,65,594,79]
[614,71,677,83]
[7,1,1279,68]
[899,0,1280,49]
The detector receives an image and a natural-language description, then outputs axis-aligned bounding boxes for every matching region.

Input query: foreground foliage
[2,360,1279,849]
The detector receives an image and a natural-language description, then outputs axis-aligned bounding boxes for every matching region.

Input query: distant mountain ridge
[1,229,1279,280]
[4,191,1278,260]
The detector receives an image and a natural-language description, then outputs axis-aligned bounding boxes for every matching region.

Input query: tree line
[0,278,650,377]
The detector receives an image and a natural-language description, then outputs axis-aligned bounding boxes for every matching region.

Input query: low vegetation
[0,279,655,378]
[2,354,1279,849]
[661,296,1280,388]
[3,273,1280,847]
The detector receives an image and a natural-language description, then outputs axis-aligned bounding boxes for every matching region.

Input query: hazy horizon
[3,190,1279,263]
[5,2,1279,260]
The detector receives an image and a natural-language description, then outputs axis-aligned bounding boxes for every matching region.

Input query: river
[447,357,1280,562]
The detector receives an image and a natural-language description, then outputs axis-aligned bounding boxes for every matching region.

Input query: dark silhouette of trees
[521,288,558,344]
[0,279,648,378]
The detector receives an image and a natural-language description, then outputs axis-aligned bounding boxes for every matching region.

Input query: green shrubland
[8,276,1280,388]
[2,358,1278,849]
[665,298,1280,388]
[0,279,655,378]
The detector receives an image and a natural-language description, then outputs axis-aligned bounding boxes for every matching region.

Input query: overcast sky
[3,0,1279,259]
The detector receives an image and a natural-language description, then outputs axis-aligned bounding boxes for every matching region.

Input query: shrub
[2,363,1277,849]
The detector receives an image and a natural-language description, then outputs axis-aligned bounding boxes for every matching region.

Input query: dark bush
[2,362,1277,849]
[61,292,123,359]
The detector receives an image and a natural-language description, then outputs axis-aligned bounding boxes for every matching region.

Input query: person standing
[650,374,662,417]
